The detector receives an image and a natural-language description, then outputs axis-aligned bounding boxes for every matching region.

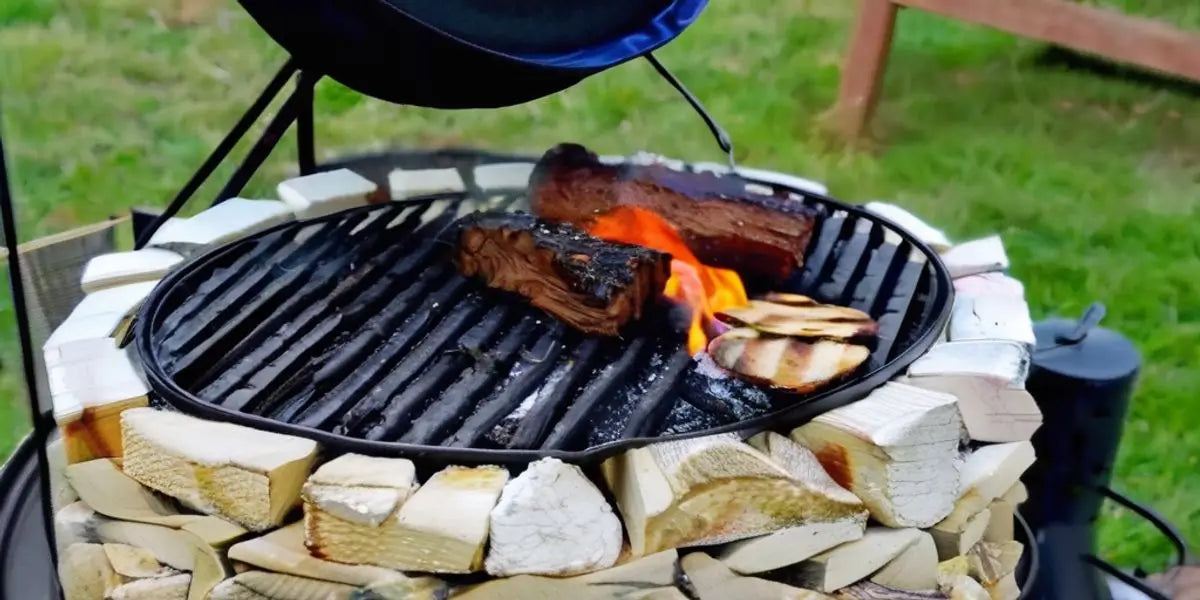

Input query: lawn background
[1,0,1196,570]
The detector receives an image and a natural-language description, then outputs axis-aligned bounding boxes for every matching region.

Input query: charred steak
[529,143,820,283]
[455,212,671,337]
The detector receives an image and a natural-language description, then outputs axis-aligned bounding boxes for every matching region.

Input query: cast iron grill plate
[136,150,953,465]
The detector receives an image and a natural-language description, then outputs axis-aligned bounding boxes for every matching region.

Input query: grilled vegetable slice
[707,328,870,393]
[716,299,878,340]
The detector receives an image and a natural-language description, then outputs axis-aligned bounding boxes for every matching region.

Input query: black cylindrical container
[1024,303,1141,600]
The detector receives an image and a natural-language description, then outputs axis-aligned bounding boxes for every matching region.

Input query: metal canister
[1024,303,1142,600]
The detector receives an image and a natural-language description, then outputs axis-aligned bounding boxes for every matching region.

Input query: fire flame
[586,206,748,355]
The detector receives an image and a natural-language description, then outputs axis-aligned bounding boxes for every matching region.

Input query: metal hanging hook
[645,53,737,171]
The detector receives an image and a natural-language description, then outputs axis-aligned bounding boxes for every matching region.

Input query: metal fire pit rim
[134,149,954,466]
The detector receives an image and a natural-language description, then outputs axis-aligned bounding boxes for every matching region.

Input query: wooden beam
[831,0,900,140]
[892,0,1200,82]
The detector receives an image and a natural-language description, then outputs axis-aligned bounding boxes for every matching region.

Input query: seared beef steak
[455,212,671,337]
[529,143,820,283]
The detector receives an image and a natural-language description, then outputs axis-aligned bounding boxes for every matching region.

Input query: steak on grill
[455,212,671,337]
[529,143,820,283]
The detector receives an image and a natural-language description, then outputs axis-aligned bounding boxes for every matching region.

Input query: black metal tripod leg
[296,71,319,176]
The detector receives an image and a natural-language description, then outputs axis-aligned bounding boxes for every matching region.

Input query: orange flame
[586,206,748,355]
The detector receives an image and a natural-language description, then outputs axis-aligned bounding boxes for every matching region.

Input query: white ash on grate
[600,432,867,556]
[791,382,963,528]
[929,443,1034,560]
[120,408,318,532]
[278,168,382,219]
[304,464,508,573]
[905,340,1041,443]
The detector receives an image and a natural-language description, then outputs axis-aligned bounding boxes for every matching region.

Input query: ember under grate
[136,151,952,464]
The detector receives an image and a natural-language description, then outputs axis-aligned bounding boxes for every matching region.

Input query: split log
[229,522,444,597]
[121,408,318,531]
[940,236,1008,279]
[277,169,381,219]
[54,502,241,600]
[931,442,1033,559]
[870,531,939,591]
[936,558,990,600]
[951,274,1024,299]
[388,168,466,200]
[791,382,963,528]
[148,198,294,248]
[530,143,820,283]
[601,433,867,556]
[43,280,159,368]
[626,588,691,600]
[65,459,192,527]
[80,249,182,293]
[302,454,417,528]
[774,527,927,593]
[454,550,679,600]
[718,433,867,574]
[474,163,535,191]
[306,465,508,573]
[948,295,1035,347]
[982,500,1014,544]
[49,345,149,464]
[102,544,171,579]
[107,574,191,600]
[863,203,952,252]
[966,541,1023,588]
[485,457,623,576]
[836,582,948,599]
[905,341,1039,443]
[208,571,357,600]
[681,552,834,600]
[60,543,122,600]
[48,433,79,512]
[455,211,670,337]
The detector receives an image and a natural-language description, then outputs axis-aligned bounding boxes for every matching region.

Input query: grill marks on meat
[529,143,820,283]
[455,212,671,337]
[708,328,870,393]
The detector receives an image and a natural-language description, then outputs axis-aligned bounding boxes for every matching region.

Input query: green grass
[1,0,1197,570]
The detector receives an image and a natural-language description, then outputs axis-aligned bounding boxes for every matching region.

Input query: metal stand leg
[296,71,318,177]
[0,110,60,567]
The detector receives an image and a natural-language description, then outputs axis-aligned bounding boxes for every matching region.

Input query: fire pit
[134,149,952,464]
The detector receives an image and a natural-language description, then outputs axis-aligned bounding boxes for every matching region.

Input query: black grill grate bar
[817,217,880,306]
[539,337,653,450]
[443,324,568,448]
[797,213,849,292]
[161,213,381,351]
[621,346,693,438]
[300,277,478,430]
[197,221,446,401]
[166,207,422,385]
[506,338,603,450]
[849,231,907,316]
[872,245,925,366]
[398,314,544,445]
[157,233,295,340]
[362,305,513,440]
[274,267,464,425]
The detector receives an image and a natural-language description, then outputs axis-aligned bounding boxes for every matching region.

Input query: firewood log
[305,465,508,573]
[791,383,963,528]
[277,169,380,220]
[948,295,1035,347]
[485,457,623,576]
[930,443,1034,559]
[863,203,952,252]
[43,280,159,369]
[102,544,171,579]
[717,433,868,574]
[966,541,1023,588]
[601,433,867,556]
[49,344,149,464]
[681,552,834,600]
[65,459,193,528]
[107,574,191,600]
[773,527,927,593]
[48,433,79,513]
[869,531,939,592]
[453,550,679,599]
[208,571,358,600]
[905,340,1039,443]
[951,273,1024,299]
[940,236,1008,279]
[388,168,465,200]
[147,198,293,249]
[835,582,948,599]
[936,558,989,600]
[80,249,183,293]
[120,408,318,532]
[302,454,417,528]
[59,543,122,600]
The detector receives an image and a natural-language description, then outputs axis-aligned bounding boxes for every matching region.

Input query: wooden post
[831,0,899,140]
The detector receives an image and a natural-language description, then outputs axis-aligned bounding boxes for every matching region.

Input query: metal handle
[644,53,737,170]
[1099,485,1191,567]
[1056,302,1107,345]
